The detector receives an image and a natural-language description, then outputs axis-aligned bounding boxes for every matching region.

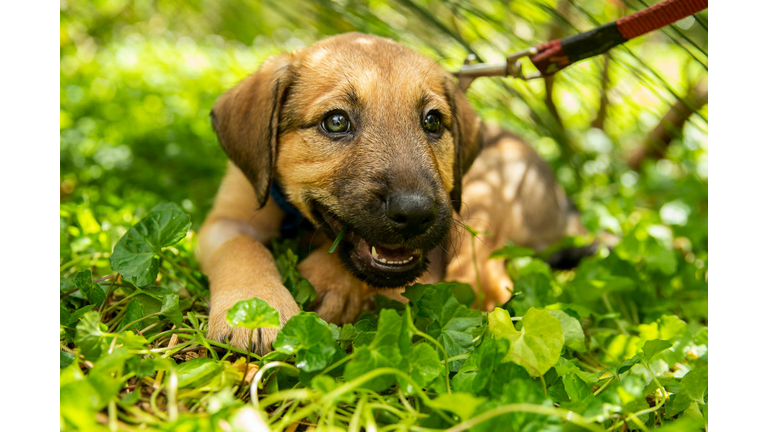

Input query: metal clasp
[506,47,541,81]
[454,47,541,92]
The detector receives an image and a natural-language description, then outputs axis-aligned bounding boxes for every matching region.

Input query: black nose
[385,191,436,238]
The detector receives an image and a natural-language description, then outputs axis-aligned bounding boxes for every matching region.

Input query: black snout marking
[385,191,437,238]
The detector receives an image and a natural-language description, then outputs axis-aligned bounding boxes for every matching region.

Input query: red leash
[455,0,708,90]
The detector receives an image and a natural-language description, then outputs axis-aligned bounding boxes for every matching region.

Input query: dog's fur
[197,33,585,354]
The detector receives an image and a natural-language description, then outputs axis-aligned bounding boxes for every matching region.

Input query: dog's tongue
[370,244,418,265]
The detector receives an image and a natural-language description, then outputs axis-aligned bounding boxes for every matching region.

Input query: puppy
[197,33,585,354]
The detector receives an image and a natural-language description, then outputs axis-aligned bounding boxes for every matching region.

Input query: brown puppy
[197,33,584,354]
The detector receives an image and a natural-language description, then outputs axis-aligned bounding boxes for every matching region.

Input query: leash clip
[454,47,541,92]
[506,47,541,81]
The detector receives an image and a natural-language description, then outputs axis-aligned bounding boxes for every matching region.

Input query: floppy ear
[210,54,293,208]
[446,79,483,213]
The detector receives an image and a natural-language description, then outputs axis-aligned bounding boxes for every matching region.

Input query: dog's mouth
[355,239,422,270]
[311,202,428,287]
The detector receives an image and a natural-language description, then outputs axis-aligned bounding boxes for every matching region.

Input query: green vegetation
[60,0,707,430]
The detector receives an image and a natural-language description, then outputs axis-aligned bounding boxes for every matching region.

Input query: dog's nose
[385,191,436,238]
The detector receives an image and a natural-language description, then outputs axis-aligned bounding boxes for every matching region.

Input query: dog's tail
[546,243,600,270]
[545,200,619,269]
[546,231,620,270]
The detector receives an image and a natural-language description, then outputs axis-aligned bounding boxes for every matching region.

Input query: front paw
[445,255,514,311]
[308,279,374,325]
[207,293,300,355]
[297,251,372,324]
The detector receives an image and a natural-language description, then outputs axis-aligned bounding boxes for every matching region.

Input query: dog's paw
[308,279,374,324]
[478,258,514,310]
[297,252,373,324]
[445,256,514,311]
[206,295,300,355]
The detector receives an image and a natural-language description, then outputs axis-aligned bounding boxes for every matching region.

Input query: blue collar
[270,180,305,235]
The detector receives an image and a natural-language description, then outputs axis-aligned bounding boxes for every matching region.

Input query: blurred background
[59,0,707,318]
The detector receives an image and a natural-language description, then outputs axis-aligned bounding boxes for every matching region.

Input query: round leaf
[274,312,337,373]
[226,297,281,330]
[488,307,564,377]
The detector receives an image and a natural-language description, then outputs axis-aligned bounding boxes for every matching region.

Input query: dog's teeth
[380,258,388,263]
[371,246,379,259]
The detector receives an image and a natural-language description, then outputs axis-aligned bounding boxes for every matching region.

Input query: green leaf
[274,247,317,308]
[60,231,72,264]
[85,285,106,306]
[642,339,673,360]
[548,310,586,352]
[340,323,357,340]
[65,304,97,326]
[60,305,71,327]
[452,336,510,395]
[645,237,678,275]
[118,299,145,332]
[160,293,184,327]
[451,282,477,307]
[110,202,191,287]
[563,373,595,404]
[73,270,93,289]
[127,357,156,378]
[75,311,107,361]
[60,355,121,430]
[226,297,280,329]
[489,243,535,260]
[404,343,442,392]
[60,350,75,369]
[72,270,106,306]
[488,308,564,377]
[176,358,225,388]
[186,311,200,330]
[274,312,337,373]
[506,273,552,314]
[344,309,405,391]
[110,232,158,287]
[404,282,453,321]
[680,366,708,404]
[406,284,483,372]
[427,392,485,421]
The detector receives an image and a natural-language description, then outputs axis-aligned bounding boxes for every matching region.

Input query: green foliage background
[60,0,707,430]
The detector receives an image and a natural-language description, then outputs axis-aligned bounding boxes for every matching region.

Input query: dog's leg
[445,129,585,310]
[297,243,374,324]
[198,164,301,354]
[444,209,514,311]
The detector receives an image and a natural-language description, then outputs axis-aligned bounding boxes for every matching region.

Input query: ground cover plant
[60,0,707,430]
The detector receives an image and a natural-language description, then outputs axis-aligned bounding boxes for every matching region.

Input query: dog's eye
[423,111,442,135]
[322,113,351,134]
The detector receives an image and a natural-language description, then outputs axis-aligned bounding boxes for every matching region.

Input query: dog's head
[211,33,482,287]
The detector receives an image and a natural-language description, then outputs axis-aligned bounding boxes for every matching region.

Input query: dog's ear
[210,54,293,208]
[445,79,483,213]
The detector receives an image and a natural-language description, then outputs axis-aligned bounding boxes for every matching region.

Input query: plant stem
[158,249,206,294]
[174,333,253,357]
[593,377,614,396]
[60,252,108,272]
[116,312,162,334]
[406,305,451,393]
[442,403,605,432]
[470,232,485,309]
[602,294,628,335]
